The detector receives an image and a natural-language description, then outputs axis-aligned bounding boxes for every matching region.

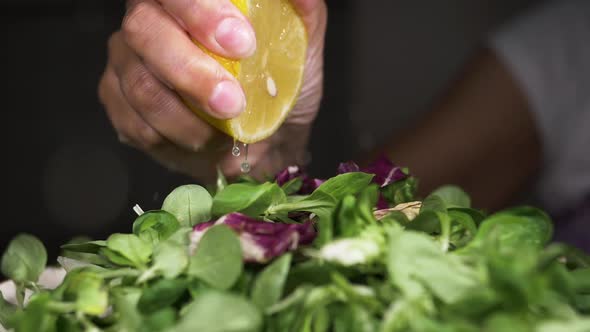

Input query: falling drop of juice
[240,162,251,173]
[232,139,241,157]
[240,144,250,173]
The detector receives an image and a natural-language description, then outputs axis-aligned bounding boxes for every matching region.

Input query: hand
[98,0,327,182]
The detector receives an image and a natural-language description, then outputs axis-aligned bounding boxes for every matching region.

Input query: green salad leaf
[132,210,180,246]
[137,278,188,315]
[187,225,243,290]
[162,185,213,227]
[1,234,47,284]
[431,185,471,208]
[173,291,262,332]
[212,182,286,217]
[105,234,152,268]
[251,254,292,310]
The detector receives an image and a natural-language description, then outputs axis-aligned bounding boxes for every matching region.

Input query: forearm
[372,49,541,212]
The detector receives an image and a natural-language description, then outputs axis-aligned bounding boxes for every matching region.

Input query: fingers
[99,65,164,150]
[99,59,276,182]
[122,1,246,118]
[107,31,216,152]
[99,63,219,181]
[155,0,256,59]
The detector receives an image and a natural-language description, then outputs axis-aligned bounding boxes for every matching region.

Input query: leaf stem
[15,284,25,309]
[99,268,140,279]
[25,281,42,293]
[136,266,157,284]
[47,301,77,313]
[77,311,100,332]
[437,212,452,252]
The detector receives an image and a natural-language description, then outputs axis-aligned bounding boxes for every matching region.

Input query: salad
[1,157,589,332]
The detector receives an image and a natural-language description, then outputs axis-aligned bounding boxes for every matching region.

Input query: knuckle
[175,57,227,98]
[106,32,120,54]
[106,31,124,60]
[123,66,181,122]
[176,0,201,17]
[124,67,162,110]
[97,75,109,104]
[212,64,228,82]
[170,56,203,91]
[122,2,158,45]
[125,0,141,10]
[181,0,222,35]
[97,69,117,107]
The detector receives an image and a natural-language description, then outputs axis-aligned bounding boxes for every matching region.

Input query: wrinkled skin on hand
[98,0,327,182]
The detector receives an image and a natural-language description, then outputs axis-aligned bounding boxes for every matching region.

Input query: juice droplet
[240,143,250,173]
[232,140,241,157]
[232,146,241,157]
[240,162,251,173]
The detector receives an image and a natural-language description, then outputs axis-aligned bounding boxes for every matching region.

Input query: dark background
[0,0,540,269]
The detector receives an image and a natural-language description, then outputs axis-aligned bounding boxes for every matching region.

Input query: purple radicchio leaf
[193,222,214,232]
[275,166,301,186]
[363,155,407,187]
[337,155,409,210]
[338,155,407,188]
[190,213,316,263]
[275,165,325,195]
[301,178,325,195]
[337,161,361,174]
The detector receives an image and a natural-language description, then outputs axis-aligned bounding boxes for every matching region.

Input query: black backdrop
[0,0,355,268]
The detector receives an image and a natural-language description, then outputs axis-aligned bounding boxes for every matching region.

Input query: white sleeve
[489,0,590,213]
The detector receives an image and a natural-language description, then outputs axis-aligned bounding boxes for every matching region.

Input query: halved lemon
[184,0,308,144]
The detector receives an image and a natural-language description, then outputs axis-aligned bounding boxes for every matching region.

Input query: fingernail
[140,126,162,147]
[193,142,203,152]
[118,134,130,144]
[215,17,256,57]
[209,80,245,118]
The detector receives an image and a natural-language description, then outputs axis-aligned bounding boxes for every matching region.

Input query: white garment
[490,0,590,213]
